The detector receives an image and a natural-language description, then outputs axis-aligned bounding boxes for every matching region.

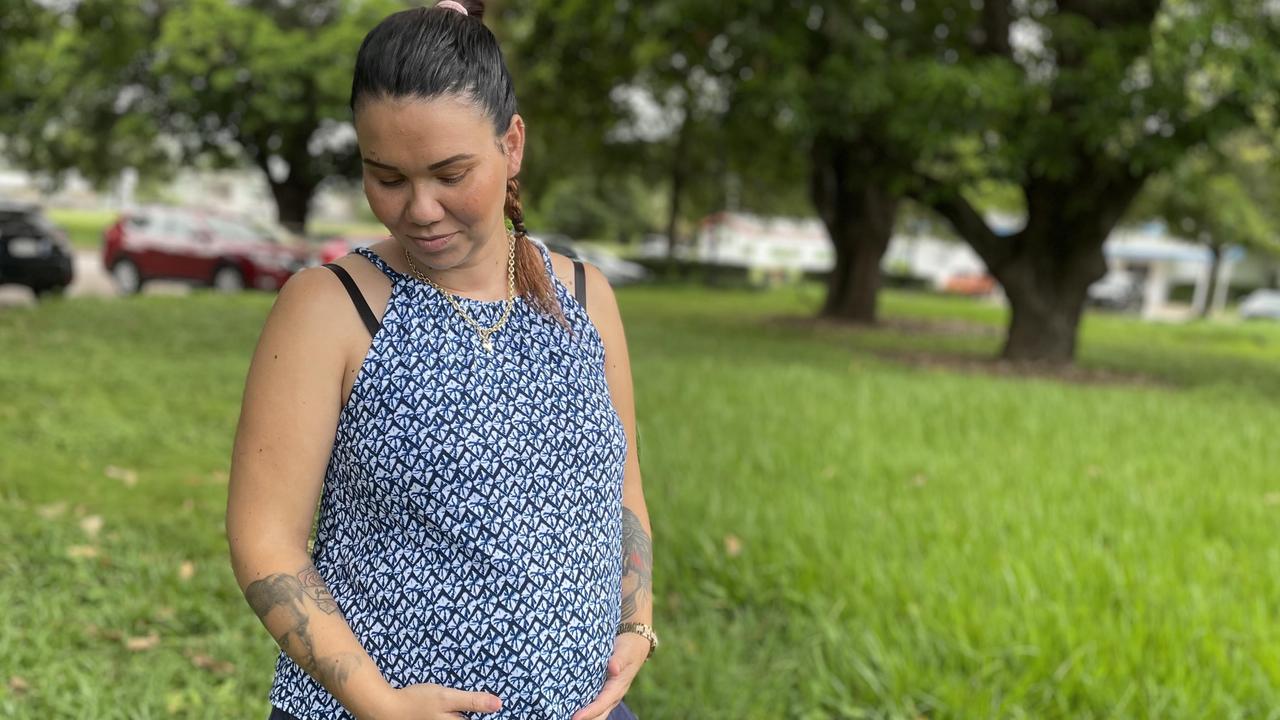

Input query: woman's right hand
[364,682,504,719]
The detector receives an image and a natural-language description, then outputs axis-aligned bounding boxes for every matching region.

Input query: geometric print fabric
[268,239,629,719]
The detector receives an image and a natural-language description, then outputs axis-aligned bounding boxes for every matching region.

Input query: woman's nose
[405,183,446,227]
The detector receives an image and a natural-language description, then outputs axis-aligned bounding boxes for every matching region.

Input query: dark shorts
[268,699,638,719]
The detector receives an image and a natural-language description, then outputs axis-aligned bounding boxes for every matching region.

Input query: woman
[224,3,657,718]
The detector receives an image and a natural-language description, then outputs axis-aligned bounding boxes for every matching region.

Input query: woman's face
[354,94,524,271]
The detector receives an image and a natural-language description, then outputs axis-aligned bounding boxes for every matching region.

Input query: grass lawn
[42,207,389,251]
[1,283,1278,718]
[45,208,119,250]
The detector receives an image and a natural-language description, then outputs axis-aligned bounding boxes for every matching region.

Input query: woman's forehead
[355,94,496,165]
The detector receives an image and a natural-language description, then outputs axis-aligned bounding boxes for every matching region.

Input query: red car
[317,233,389,264]
[102,206,315,293]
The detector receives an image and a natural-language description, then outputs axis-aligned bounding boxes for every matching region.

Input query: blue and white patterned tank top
[268,238,629,719]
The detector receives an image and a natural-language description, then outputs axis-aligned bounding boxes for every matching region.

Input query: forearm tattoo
[244,563,359,690]
[620,507,653,621]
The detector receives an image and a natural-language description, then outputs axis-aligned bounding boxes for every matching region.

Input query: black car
[0,202,74,297]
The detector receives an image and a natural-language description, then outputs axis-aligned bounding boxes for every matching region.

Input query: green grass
[45,208,119,249]
[1,285,1278,718]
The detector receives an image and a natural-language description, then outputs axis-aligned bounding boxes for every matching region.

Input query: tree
[1132,131,1280,316]
[0,0,405,235]
[0,1,173,187]
[908,0,1277,361]
[152,0,404,234]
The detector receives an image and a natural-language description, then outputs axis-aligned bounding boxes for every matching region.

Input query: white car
[530,234,650,286]
[1088,270,1142,311]
[1239,289,1280,321]
[573,244,650,286]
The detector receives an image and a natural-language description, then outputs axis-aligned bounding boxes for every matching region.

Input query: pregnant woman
[225,3,657,718]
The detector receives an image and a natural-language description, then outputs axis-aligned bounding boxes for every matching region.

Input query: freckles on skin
[354,96,516,261]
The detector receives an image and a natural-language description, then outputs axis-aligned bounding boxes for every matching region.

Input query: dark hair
[351,2,570,332]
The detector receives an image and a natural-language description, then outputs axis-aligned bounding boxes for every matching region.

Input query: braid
[506,178,572,336]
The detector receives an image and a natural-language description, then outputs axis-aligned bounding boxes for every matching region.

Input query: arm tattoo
[620,507,652,621]
[298,565,340,614]
[244,563,359,690]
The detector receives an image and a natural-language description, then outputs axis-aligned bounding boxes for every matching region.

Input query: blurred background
[2,0,1280,717]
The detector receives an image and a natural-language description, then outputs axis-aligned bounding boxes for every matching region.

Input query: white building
[664,210,1276,318]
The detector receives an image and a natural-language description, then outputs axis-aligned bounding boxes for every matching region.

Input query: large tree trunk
[1200,243,1223,319]
[920,163,1146,365]
[664,113,692,277]
[997,249,1103,362]
[994,173,1143,364]
[810,137,900,323]
[269,177,317,237]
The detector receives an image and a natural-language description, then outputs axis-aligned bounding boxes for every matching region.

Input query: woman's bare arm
[579,263,653,627]
[226,266,393,718]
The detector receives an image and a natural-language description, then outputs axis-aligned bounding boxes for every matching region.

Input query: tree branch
[1056,0,1161,30]
[909,175,1016,271]
[978,0,1013,58]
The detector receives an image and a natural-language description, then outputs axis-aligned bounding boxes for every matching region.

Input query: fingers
[443,687,503,714]
[571,680,626,720]
[583,701,622,720]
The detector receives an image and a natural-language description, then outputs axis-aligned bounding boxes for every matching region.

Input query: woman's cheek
[364,185,398,224]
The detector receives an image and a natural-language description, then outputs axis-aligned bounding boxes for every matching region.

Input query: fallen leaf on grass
[79,515,104,538]
[184,649,236,675]
[178,561,195,581]
[181,499,195,512]
[36,502,67,520]
[125,633,160,652]
[1265,492,1280,506]
[723,534,742,557]
[66,545,99,559]
[84,623,123,642]
[104,466,139,487]
[153,606,177,623]
[910,473,928,487]
[7,676,29,694]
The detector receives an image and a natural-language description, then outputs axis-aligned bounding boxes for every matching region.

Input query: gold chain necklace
[403,230,516,354]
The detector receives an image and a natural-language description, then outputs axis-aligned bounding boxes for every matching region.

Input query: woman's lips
[409,232,456,252]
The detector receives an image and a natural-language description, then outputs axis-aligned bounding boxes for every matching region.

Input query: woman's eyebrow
[361,154,476,172]
[426,153,475,171]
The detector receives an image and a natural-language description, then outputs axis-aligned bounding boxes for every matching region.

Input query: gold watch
[617,622,658,660]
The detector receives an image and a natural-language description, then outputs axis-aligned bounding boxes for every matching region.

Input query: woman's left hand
[570,633,649,720]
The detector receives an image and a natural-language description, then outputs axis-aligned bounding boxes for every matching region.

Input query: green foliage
[1132,130,1280,256]
[151,0,398,180]
[0,1,172,185]
[0,0,407,231]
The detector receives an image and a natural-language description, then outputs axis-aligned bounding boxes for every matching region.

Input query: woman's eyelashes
[374,171,469,188]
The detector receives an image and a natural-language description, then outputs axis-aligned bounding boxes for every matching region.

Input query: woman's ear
[502,114,526,179]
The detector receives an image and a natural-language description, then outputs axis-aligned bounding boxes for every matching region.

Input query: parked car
[102,206,314,293]
[317,233,388,264]
[532,232,581,261]
[0,201,74,298]
[1239,289,1280,321]
[573,244,650,286]
[1088,270,1143,311]
[529,234,650,286]
[942,272,997,296]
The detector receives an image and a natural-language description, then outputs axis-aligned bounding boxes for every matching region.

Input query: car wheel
[111,258,143,294]
[212,264,245,293]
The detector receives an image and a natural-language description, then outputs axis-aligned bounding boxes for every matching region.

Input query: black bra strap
[572,260,586,307]
[322,263,381,338]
